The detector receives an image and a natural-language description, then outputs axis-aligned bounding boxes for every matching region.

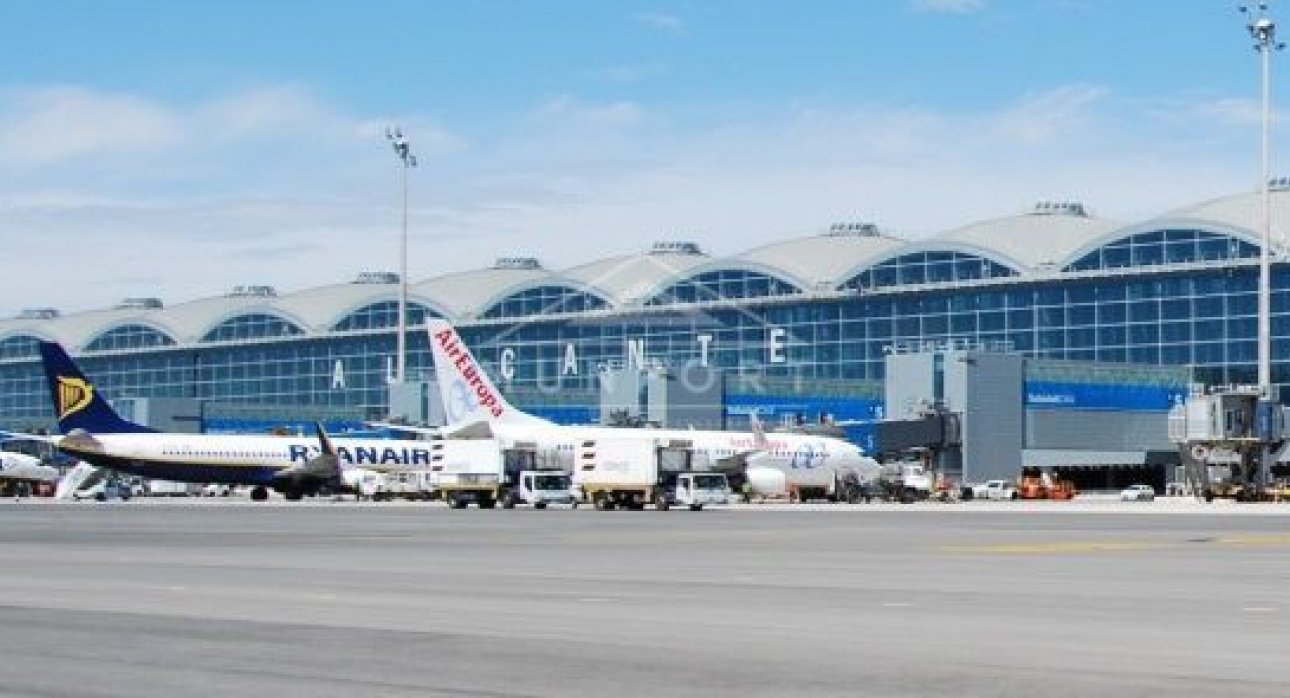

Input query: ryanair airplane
[24,342,445,501]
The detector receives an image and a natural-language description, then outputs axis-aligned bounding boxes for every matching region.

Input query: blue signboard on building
[1024,381,1185,412]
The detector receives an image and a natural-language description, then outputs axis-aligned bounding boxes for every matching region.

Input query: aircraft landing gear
[250,486,268,502]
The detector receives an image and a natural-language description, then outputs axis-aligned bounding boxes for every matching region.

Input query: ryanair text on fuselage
[287,443,434,466]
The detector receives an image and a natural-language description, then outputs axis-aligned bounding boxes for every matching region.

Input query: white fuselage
[53,431,440,485]
[488,421,872,476]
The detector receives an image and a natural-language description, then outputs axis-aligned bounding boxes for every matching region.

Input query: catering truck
[434,439,575,509]
[574,437,729,511]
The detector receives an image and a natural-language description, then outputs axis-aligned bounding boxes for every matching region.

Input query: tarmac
[1,498,1288,697]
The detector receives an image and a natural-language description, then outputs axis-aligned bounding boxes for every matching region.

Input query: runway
[0,501,1287,697]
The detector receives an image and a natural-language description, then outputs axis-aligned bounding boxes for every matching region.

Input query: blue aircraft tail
[38,342,155,434]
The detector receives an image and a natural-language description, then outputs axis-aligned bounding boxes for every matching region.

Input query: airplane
[0,450,60,488]
[16,341,450,501]
[423,319,881,497]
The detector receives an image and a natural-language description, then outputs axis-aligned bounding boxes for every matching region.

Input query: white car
[72,480,132,502]
[1120,484,1155,502]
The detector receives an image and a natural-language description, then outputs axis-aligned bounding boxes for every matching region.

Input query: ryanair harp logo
[56,377,94,420]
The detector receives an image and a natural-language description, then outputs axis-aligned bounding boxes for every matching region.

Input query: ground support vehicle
[655,472,729,511]
[1017,474,1076,500]
[574,437,724,510]
[371,470,434,501]
[500,470,578,509]
[147,479,196,497]
[878,463,935,503]
[966,479,1019,501]
[435,440,575,510]
[1120,484,1155,501]
[72,478,132,501]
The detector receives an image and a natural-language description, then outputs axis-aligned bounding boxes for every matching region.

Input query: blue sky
[0,0,1283,315]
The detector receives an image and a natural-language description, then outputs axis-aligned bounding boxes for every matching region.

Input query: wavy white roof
[2,190,1281,351]
[563,245,713,306]
[735,228,907,290]
[933,205,1124,271]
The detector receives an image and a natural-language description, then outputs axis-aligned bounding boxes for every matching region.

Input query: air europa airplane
[23,342,444,501]
[423,319,881,493]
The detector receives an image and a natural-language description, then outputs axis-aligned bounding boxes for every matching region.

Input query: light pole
[1241,2,1284,487]
[385,126,417,385]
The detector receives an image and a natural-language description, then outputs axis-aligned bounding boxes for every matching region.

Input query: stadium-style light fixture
[385,126,417,384]
[1240,2,1284,486]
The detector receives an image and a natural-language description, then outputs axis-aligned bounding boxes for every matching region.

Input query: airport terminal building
[5,186,1290,486]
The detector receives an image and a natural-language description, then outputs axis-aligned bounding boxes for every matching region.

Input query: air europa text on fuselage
[288,444,433,466]
[434,328,505,418]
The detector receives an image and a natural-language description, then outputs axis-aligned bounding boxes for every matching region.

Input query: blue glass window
[842,251,1017,291]
[1064,229,1258,272]
[0,335,41,361]
[482,286,609,319]
[332,302,436,332]
[645,270,800,305]
[200,314,303,343]
[85,325,176,352]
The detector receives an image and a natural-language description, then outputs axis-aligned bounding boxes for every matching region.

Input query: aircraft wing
[708,447,769,474]
[271,423,343,488]
[0,431,61,445]
[364,422,445,439]
[379,418,494,440]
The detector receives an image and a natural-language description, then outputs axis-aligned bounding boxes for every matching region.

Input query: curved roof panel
[933,203,1124,271]
[734,226,907,291]
[563,242,712,306]
[1159,186,1290,243]
[477,280,611,319]
[156,294,308,344]
[274,280,446,331]
[0,308,182,351]
[412,263,554,320]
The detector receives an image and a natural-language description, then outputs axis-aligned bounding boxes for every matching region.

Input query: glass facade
[0,335,40,361]
[200,313,304,343]
[480,285,608,319]
[2,231,1287,431]
[645,270,800,305]
[85,324,176,352]
[842,251,1018,291]
[1064,229,1259,272]
[332,301,436,332]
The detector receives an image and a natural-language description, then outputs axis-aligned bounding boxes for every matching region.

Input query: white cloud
[1188,97,1262,127]
[910,0,986,14]
[634,11,685,34]
[531,96,646,128]
[589,63,667,84]
[986,84,1109,145]
[0,86,183,166]
[0,81,1268,318]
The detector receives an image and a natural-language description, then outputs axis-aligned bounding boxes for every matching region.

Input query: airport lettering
[500,348,516,380]
[768,327,787,364]
[562,343,578,375]
[696,334,713,367]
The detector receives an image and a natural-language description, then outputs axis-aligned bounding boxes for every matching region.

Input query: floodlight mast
[1241,2,1285,487]
[385,126,417,384]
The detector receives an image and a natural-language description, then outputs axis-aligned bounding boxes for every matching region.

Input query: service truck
[574,437,728,510]
[502,470,578,509]
[876,462,935,503]
[434,439,575,509]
